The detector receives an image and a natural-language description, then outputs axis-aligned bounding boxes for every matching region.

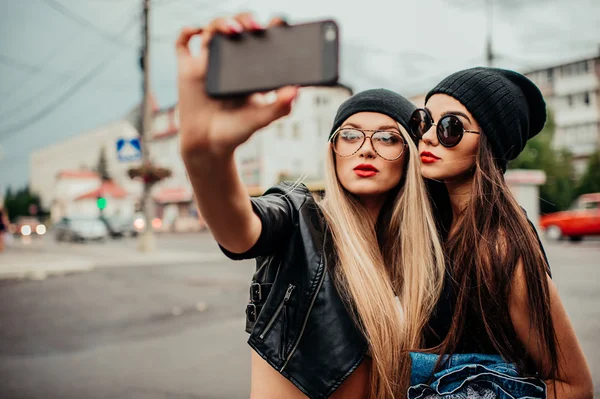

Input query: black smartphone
[205,19,339,98]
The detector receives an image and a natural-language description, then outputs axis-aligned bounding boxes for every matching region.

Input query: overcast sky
[0,0,598,192]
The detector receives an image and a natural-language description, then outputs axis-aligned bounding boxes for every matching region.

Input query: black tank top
[423,271,498,354]
[424,221,551,354]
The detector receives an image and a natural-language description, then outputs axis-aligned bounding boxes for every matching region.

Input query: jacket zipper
[259,283,295,340]
[280,234,328,372]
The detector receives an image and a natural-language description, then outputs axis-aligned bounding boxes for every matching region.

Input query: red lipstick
[420,151,440,164]
[354,163,379,177]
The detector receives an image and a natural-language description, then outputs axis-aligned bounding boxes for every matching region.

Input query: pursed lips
[354,163,379,177]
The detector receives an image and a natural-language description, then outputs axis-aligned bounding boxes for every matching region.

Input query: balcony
[554,72,599,96]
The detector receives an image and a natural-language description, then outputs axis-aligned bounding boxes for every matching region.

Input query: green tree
[4,186,13,204]
[508,111,576,213]
[576,150,600,196]
[97,146,111,181]
[541,149,577,212]
[3,185,43,222]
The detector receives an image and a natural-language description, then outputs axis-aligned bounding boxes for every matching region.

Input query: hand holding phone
[176,14,299,159]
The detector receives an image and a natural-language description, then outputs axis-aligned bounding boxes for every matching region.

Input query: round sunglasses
[409,108,481,148]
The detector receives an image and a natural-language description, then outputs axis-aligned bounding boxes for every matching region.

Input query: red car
[540,193,600,241]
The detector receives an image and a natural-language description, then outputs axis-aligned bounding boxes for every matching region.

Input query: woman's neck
[358,194,386,223]
[445,174,474,232]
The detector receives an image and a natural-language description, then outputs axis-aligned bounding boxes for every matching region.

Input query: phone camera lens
[324,24,336,42]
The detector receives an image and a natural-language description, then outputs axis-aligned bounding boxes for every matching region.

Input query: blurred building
[30,119,142,212]
[30,96,163,212]
[504,169,547,228]
[51,170,133,222]
[236,85,353,195]
[524,54,600,175]
[30,85,352,224]
[145,105,201,232]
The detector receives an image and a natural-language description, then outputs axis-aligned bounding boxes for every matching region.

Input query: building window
[584,92,590,105]
[292,122,301,139]
[547,69,553,83]
[567,95,573,107]
[315,96,330,106]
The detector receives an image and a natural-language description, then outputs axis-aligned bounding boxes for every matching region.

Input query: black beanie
[329,88,416,140]
[425,67,547,171]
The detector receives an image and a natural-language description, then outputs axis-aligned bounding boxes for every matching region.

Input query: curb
[93,253,226,269]
[0,259,94,280]
[0,252,227,280]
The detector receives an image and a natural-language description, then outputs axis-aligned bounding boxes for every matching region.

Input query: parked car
[13,216,46,237]
[99,216,138,238]
[540,193,600,242]
[54,217,109,242]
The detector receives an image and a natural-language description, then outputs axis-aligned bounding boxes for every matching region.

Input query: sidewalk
[93,250,226,268]
[0,251,93,280]
[0,237,227,280]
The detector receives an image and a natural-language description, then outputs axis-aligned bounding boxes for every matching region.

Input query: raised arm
[176,14,297,254]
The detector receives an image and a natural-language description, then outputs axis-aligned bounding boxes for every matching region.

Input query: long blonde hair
[320,123,445,398]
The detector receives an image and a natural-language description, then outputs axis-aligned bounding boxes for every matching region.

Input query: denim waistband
[408,352,546,399]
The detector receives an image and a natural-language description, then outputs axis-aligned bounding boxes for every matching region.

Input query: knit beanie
[329,89,416,140]
[425,67,547,171]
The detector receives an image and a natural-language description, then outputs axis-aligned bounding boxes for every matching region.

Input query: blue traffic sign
[116,138,142,162]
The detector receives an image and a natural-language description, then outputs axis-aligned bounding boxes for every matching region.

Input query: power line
[38,0,136,48]
[0,54,72,78]
[0,53,141,89]
[150,0,246,43]
[0,8,139,122]
[1,1,138,103]
[0,58,119,141]
[0,32,81,99]
[0,11,140,138]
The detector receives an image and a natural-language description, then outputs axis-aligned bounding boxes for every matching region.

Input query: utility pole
[138,0,155,252]
[485,0,495,67]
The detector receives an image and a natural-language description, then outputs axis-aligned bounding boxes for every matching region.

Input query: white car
[54,218,109,242]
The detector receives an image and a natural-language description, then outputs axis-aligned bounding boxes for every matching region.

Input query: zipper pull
[283,284,295,303]
[280,284,295,361]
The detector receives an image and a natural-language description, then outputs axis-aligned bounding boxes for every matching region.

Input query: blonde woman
[177,14,445,399]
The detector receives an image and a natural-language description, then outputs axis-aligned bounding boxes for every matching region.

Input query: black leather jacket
[220,182,368,398]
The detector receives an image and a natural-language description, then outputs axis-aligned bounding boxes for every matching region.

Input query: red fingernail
[227,20,243,33]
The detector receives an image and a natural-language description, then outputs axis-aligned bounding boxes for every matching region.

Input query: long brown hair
[321,123,445,399]
[431,133,559,378]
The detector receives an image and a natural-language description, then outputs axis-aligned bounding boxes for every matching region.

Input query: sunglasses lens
[438,115,464,147]
[409,109,431,139]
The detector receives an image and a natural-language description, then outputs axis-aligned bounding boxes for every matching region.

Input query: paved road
[0,233,599,398]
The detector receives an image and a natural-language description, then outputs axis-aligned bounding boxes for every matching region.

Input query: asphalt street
[0,233,599,398]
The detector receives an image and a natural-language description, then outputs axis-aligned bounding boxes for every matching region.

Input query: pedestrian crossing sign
[116,138,142,162]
